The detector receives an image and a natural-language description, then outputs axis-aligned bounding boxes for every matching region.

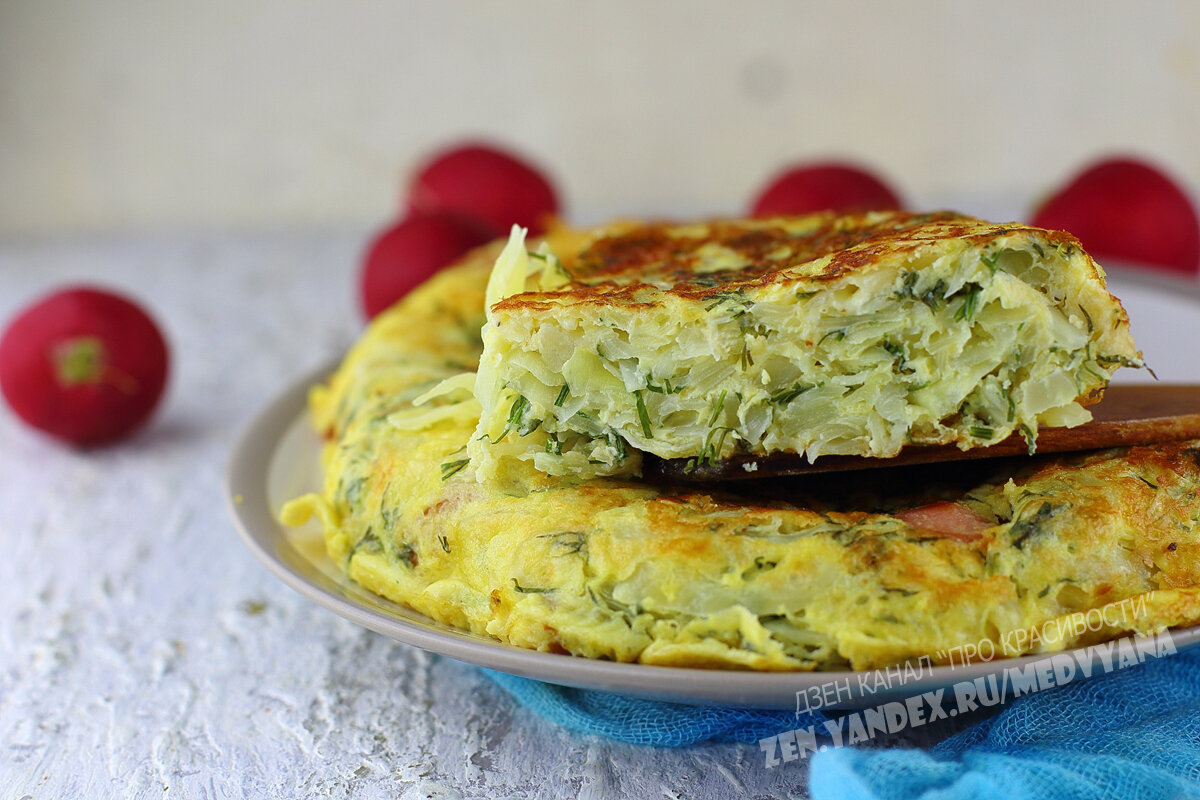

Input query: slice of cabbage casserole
[416,211,1142,481]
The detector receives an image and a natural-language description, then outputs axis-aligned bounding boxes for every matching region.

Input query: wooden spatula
[645,384,1200,482]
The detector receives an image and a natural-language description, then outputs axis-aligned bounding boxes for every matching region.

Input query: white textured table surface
[1,231,1192,799]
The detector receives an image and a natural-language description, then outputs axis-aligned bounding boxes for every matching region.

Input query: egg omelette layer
[282,235,1200,672]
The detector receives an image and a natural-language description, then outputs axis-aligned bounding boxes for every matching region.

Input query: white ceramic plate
[226,267,1200,711]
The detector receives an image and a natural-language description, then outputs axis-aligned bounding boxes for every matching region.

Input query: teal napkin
[483,642,1200,799]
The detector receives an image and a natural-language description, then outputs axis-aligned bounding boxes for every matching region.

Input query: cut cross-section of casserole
[465,211,1142,481]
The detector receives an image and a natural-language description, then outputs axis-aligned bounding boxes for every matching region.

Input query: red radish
[0,287,169,446]
[895,501,991,542]
[360,212,495,320]
[407,142,560,237]
[750,161,903,217]
[1031,157,1200,275]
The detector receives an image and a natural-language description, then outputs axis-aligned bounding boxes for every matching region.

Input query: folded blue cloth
[811,644,1200,799]
[482,642,1200,799]
[483,668,817,747]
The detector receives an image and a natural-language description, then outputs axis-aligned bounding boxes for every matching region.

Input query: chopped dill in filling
[452,212,1142,481]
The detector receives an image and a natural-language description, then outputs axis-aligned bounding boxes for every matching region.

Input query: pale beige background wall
[2,1,1198,235]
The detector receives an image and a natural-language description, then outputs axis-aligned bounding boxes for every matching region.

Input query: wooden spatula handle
[646,384,1200,482]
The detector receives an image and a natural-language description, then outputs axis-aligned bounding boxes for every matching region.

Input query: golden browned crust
[493,211,1108,310]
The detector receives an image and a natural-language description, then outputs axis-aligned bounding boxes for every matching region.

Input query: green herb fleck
[920,279,948,310]
[338,476,366,506]
[648,376,682,394]
[586,585,642,624]
[352,527,383,557]
[538,531,586,555]
[440,459,470,481]
[1096,354,1141,368]
[970,425,995,440]
[397,543,418,568]
[1019,424,1037,455]
[1078,304,1094,333]
[508,394,530,425]
[981,250,1000,274]
[707,389,727,427]
[506,394,540,437]
[1037,578,1075,599]
[881,339,908,371]
[818,328,847,347]
[379,483,399,532]
[553,384,570,406]
[1010,502,1059,549]
[1082,360,1107,383]
[605,429,628,462]
[953,283,983,322]
[1132,472,1159,490]
[770,382,815,405]
[512,579,554,594]
[698,426,734,466]
[704,290,745,312]
[896,271,919,299]
[635,391,654,439]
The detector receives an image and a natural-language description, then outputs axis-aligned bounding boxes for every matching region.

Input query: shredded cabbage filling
[466,227,1140,481]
